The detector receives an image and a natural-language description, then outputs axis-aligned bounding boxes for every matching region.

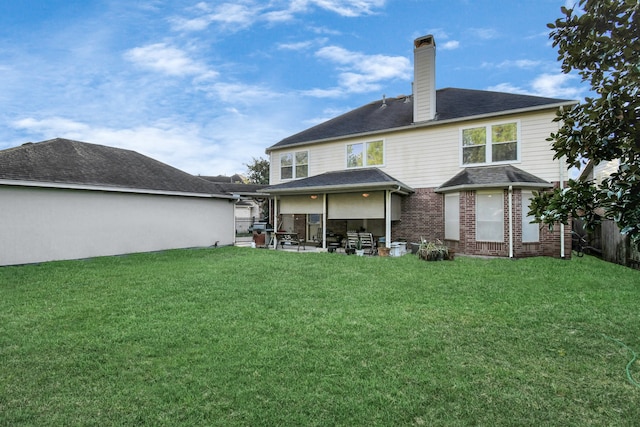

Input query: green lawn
[1,248,639,426]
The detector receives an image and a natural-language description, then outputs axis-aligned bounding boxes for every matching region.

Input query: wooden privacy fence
[577,219,640,269]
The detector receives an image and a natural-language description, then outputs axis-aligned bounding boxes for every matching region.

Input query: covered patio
[262,168,414,251]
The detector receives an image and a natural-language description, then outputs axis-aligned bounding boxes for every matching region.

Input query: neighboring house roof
[200,174,246,183]
[264,168,414,195]
[436,165,553,193]
[0,138,230,197]
[199,177,267,196]
[268,88,573,150]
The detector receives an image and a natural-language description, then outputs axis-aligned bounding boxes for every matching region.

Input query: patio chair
[346,231,360,250]
[358,232,376,255]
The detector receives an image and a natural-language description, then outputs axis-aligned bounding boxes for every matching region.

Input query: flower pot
[355,249,365,256]
[378,246,390,257]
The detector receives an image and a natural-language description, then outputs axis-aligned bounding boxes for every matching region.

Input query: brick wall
[394,186,567,258]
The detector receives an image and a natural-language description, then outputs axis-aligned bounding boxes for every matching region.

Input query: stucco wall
[0,186,235,266]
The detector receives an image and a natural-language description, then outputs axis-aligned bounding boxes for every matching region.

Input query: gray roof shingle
[436,165,553,192]
[264,168,414,194]
[0,138,227,195]
[268,88,572,149]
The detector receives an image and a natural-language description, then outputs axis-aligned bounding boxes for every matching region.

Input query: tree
[530,0,640,245]
[245,157,270,185]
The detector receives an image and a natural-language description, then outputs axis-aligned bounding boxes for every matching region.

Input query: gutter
[0,179,238,200]
[265,181,414,196]
[435,181,553,194]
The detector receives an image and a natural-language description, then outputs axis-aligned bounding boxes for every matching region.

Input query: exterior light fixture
[310,194,318,199]
[362,193,370,198]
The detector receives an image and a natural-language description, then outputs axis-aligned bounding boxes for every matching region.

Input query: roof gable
[0,138,226,195]
[268,88,573,150]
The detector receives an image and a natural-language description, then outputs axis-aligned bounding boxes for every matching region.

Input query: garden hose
[602,334,640,389]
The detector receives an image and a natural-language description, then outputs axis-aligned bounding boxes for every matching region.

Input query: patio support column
[385,189,391,248]
[273,195,278,249]
[322,193,327,249]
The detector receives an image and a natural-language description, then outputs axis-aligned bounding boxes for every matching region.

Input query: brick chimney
[413,35,436,123]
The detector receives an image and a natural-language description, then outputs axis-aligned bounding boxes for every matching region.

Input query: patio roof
[263,168,414,196]
[435,165,553,193]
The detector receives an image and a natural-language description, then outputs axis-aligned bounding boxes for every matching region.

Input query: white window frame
[476,190,504,242]
[280,150,308,180]
[521,190,540,243]
[346,139,385,169]
[444,193,460,240]
[460,120,520,167]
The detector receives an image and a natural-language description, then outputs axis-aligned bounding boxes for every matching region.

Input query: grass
[1,247,639,426]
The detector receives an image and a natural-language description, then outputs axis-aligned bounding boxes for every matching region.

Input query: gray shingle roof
[436,165,553,192]
[0,138,227,195]
[264,168,414,194]
[268,88,573,149]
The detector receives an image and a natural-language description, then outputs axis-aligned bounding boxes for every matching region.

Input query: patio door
[308,214,322,242]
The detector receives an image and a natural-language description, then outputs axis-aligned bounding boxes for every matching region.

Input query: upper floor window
[280,151,308,180]
[347,140,384,168]
[462,122,518,166]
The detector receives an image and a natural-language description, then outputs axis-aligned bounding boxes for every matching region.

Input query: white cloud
[486,83,530,95]
[309,0,386,17]
[9,115,273,175]
[482,59,543,69]
[205,82,283,104]
[306,45,411,97]
[277,40,317,51]
[171,2,258,32]
[487,73,583,99]
[530,73,582,99]
[170,0,386,32]
[468,27,499,40]
[440,40,460,50]
[124,43,216,78]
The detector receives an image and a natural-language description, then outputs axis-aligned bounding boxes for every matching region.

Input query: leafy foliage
[530,0,640,244]
[245,156,270,184]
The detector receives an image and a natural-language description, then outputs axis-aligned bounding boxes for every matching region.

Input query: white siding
[0,186,235,266]
[268,109,564,188]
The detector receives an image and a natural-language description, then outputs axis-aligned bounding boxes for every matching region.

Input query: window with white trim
[444,193,460,240]
[280,151,308,179]
[347,140,384,168]
[521,190,539,242]
[462,122,518,166]
[476,191,504,242]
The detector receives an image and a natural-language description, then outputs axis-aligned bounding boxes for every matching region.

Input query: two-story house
[264,35,575,258]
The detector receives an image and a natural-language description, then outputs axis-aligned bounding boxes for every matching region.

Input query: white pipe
[559,159,566,258]
[508,185,514,258]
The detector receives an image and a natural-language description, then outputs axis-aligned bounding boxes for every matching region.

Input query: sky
[0,0,585,177]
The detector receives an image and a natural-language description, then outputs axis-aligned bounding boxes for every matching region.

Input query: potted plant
[417,238,449,261]
[378,245,390,257]
[355,238,365,256]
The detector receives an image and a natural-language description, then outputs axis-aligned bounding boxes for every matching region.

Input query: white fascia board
[434,182,554,194]
[0,179,237,200]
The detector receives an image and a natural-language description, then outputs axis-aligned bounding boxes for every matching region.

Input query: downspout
[559,159,566,258]
[508,185,514,258]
